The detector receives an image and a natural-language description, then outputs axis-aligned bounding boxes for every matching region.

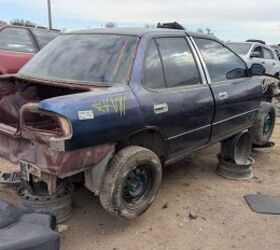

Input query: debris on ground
[244,194,280,214]
[0,199,59,250]
[162,203,168,209]
[188,212,198,220]
[57,224,69,233]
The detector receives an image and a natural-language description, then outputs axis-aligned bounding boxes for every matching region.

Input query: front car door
[130,34,214,161]
[191,37,262,142]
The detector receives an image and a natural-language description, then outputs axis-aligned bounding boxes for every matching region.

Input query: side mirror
[250,51,261,58]
[249,63,265,76]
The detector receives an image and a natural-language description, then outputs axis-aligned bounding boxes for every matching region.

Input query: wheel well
[117,129,168,162]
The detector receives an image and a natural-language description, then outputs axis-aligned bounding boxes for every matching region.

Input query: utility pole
[47,0,52,29]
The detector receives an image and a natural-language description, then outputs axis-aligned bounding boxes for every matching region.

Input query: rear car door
[133,36,214,157]
[0,27,36,74]
[250,45,267,70]
[192,37,262,142]
[262,47,275,75]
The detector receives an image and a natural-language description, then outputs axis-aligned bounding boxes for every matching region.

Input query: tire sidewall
[100,146,162,220]
[250,102,276,146]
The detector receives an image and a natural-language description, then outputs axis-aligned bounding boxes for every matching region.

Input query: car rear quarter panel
[38,85,145,150]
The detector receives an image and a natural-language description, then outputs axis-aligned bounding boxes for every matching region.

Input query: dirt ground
[1,121,280,250]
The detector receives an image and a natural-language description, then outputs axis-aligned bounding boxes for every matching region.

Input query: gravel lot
[1,120,280,250]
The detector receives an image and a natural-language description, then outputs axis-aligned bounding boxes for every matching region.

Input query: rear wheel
[99,146,162,220]
[249,102,276,146]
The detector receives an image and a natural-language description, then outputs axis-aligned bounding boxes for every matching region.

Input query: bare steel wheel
[123,164,154,209]
[99,146,162,220]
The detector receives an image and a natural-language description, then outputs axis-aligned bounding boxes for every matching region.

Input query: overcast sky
[1,0,280,44]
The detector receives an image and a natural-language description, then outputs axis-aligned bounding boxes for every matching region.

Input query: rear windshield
[226,43,252,55]
[20,34,138,85]
[32,29,60,48]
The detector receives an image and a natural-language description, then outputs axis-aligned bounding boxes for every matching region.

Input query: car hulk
[0,28,277,220]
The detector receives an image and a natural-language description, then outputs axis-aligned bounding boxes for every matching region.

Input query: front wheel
[99,146,162,220]
[249,102,276,146]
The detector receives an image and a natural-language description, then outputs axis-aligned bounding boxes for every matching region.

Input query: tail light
[20,103,72,146]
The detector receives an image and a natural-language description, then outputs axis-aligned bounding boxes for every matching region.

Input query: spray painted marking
[92,93,127,117]
[78,110,95,120]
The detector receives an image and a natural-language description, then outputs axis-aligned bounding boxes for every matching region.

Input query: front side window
[263,48,273,59]
[156,37,201,88]
[0,27,35,53]
[143,40,165,89]
[31,29,60,48]
[20,34,138,85]
[195,38,247,83]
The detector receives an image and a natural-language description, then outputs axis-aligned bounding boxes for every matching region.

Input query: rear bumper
[0,132,113,178]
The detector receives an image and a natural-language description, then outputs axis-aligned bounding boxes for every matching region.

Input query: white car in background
[227,40,280,78]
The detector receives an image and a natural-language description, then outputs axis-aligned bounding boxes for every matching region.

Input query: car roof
[68,27,217,39]
[0,24,60,32]
[227,41,269,47]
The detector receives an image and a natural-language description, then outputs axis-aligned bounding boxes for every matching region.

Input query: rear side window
[195,38,247,83]
[32,29,59,48]
[263,48,273,59]
[143,39,166,89]
[156,38,201,88]
[253,46,263,58]
[0,27,35,53]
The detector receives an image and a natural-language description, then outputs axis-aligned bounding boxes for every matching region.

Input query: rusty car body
[0,28,277,219]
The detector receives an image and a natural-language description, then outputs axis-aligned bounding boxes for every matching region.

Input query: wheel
[221,131,252,165]
[17,183,73,224]
[216,155,254,180]
[99,146,162,220]
[249,102,276,146]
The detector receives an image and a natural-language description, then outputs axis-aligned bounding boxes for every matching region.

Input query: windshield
[20,34,138,85]
[227,43,252,55]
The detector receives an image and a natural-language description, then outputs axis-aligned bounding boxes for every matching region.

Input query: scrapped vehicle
[227,41,280,78]
[0,25,60,74]
[0,28,277,220]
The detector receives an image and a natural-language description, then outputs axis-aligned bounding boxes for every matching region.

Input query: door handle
[154,103,168,114]
[218,92,228,100]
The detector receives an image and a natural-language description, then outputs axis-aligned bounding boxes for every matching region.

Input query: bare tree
[105,22,117,28]
[196,27,215,36]
[10,19,37,26]
[205,28,214,35]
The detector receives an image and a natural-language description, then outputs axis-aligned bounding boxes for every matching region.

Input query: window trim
[141,35,205,92]
[0,26,38,54]
[192,36,249,85]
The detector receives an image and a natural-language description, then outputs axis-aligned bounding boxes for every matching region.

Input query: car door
[192,37,262,142]
[262,47,275,75]
[0,27,37,74]
[250,45,264,66]
[132,36,214,157]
